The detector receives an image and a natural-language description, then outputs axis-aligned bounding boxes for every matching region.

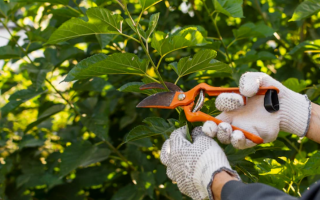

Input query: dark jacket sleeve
[221,180,320,200]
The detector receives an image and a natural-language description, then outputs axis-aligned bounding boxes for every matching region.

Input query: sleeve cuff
[207,167,241,200]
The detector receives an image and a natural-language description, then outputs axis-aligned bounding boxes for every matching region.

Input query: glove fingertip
[217,122,232,144]
[202,121,218,138]
[231,130,246,149]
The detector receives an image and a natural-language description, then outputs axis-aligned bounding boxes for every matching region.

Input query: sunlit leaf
[1,88,47,117]
[233,22,274,39]
[213,0,244,18]
[145,12,160,39]
[46,7,123,44]
[282,78,308,93]
[169,49,219,77]
[25,104,65,133]
[63,53,149,82]
[289,40,320,55]
[0,45,23,59]
[289,0,320,21]
[151,27,208,56]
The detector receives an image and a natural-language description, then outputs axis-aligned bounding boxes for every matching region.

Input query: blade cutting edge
[136,92,176,108]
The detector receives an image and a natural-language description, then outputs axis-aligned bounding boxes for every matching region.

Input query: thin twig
[124,5,169,90]
[104,140,136,171]
[203,4,232,63]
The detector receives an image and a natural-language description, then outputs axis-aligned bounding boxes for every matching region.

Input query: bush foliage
[0,0,320,199]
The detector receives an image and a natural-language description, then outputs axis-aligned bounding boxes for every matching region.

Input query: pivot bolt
[178,93,186,101]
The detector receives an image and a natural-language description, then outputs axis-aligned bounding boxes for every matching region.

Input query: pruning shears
[137,82,280,144]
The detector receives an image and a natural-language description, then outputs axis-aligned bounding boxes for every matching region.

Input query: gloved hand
[202,72,312,149]
[160,126,240,200]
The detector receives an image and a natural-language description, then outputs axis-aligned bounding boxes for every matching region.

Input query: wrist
[280,90,311,137]
[211,171,239,200]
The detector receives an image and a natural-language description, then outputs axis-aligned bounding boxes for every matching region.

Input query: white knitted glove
[160,126,240,200]
[202,72,312,149]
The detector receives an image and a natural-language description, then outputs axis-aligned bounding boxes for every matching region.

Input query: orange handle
[183,104,264,144]
[204,86,279,96]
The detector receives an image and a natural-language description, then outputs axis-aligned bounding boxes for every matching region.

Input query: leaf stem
[119,33,140,43]
[66,5,83,16]
[156,56,164,70]
[124,5,169,91]
[213,12,232,63]
[104,140,135,171]
[174,76,180,85]
[45,78,80,115]
[203,3,232,63]
[227,38,237,48]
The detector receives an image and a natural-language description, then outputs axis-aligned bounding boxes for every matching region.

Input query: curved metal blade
[139,82,183,92]
[137,92,176,108]
[192,90,205,113]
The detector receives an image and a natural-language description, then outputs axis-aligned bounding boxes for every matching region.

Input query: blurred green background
[0,0,320,199]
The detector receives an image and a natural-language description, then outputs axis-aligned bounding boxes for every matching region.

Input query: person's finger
[239,72,267,97]
[202,121,218,138]
[169,126,191,150]
[231,130,257,149]
[217,122,232,144]
[160,139,170,166]
[215,93,244,112]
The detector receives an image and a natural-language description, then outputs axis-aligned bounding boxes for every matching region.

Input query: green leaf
[139,0,163,11]
[22,61,54,89]
[124,117,177,143]
[302,151,320,176]
[233,22,274,39]
[44,46,83,67]
[96,34,115,49]
[111,184,145,200]
[0,1,16,17]
[202,98,219,116]
[11,0,69,3]
[64,53,149,82]
[25,104,65,133]
[145,13,160,39]
[169,49,218,77]
[46,7,123,44]
[282,78,308,93]
[82,114,110,140]
[0,45,23,59]
[289,40,320,55]
[307,84,320,101]
[213,0,244,18]
[50,7,81,18]
[60,141,110,177]
[1,88,47,117]
[236,50,276,63]
[131,171,155,198]
[119,82,157,95]
[289,0,320,21]
[151,27,208,56]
